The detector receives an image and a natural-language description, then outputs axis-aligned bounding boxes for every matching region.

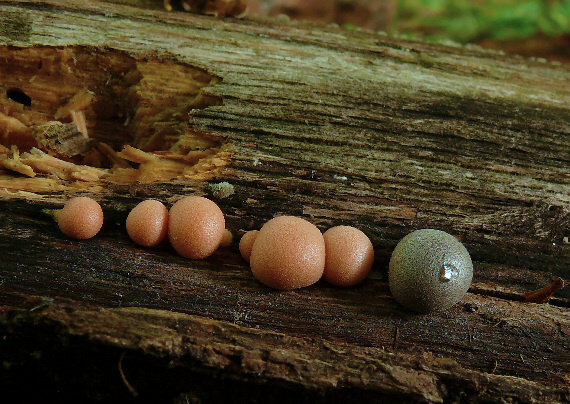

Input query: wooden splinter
[522,277,565,304]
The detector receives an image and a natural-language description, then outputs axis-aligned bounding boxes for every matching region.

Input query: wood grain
[0,0,569,402]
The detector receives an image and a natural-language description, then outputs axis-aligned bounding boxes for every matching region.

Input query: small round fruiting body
[56,196,103,240]
[239,230,259,263]
[168,196,225,259]
[323,226,374,287]
[219,229,233,247]
[249,216,325,290]
[126,200,169,247]
[389,229,473,313]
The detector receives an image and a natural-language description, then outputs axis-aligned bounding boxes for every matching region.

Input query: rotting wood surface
[0,0,569,402]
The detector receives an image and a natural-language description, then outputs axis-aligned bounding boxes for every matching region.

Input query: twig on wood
[393,326,399,349]
[523,277,566,304]
[118,351,139,397]
[491,320,505,328]
[29,297,54,312]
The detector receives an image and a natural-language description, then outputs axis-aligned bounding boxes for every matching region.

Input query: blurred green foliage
[393,0,570,42]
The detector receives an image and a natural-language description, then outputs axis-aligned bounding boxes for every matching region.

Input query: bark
[0,0,569,402]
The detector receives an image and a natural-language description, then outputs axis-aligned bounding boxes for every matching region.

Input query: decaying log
[0,0,569,402]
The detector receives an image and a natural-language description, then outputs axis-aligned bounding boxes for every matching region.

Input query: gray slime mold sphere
[389,229,473,313]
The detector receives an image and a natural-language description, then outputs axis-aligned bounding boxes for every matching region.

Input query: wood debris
[0,141,230,184]
[32,121,93,158]
[111,144,230,183]
[0,148,36,177]
[54,89,94,138]
[54,88,94,121]
[19,148,107,182]
[95,142,131,169]
[0,112,37,151]
[70,111,88,138]
[0,47,230,187]
[522,277,565,304]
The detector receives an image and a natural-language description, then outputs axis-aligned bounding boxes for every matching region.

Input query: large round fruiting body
[56,196,104,240]
[126,200,169,247]
[389,229,473,313]
[168,196,225,259]
[323,226,374,287]
[249,216,325,290]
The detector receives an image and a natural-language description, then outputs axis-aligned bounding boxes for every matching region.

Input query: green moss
[392,0,570,43]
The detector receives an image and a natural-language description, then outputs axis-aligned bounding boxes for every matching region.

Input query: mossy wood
[0,0,569,402]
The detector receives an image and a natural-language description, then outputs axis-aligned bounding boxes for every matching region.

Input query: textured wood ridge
[0,0,569,402]
[2,296,568,403]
